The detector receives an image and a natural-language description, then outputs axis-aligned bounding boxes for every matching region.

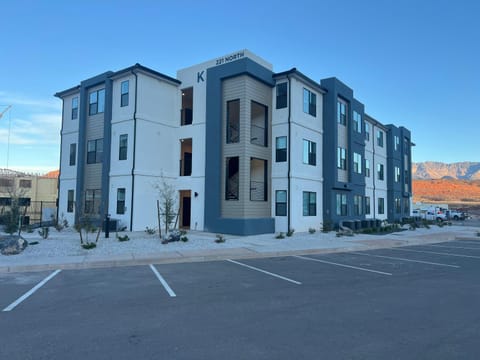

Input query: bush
[180,236,188,242]
[308,228,316,234]
[215,234,226,243]
[287,229,295,237]
[116,233,130,242]
[38,227,49,239]
[322,221,333,233]
[145,227,156,235]
[275,232,285,239]
[82,242,96,249]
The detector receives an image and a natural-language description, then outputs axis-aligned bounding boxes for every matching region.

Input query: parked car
[445,209,465,220]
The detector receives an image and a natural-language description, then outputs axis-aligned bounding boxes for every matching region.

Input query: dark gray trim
[100,79,113,217]
[274,68,327,94]
[204,58,275,235]
[129,71,138,231]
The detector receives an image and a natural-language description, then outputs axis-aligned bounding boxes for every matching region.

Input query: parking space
[2,241,480,359]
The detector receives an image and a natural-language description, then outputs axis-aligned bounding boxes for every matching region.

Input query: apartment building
[55,50,412,235]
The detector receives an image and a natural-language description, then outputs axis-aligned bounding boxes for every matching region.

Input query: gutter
[129,70,138,231]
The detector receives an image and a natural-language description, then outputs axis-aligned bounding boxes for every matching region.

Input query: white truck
[412,207,447,222]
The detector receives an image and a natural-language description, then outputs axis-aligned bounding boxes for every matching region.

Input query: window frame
[87,139,103,164]
[377,129,384,147]
[275,190,287,216]
[302,139,316,166]
[336,193,348,216]
[121,80,129,107]
[303,88,316,117]
[88,88,105,116]
[69,143,76,166]
[71,97,78,120]
[354,195,363,216]
[117,188,126,215]
[276,82,287,109]
[226,99,240,144]
[353,111,362,133]
[67,189,74,213]
[365,159,370,177]
[378,197,385,215]
[353,152,362,174]
[302,191,316,216]
[119,134,128,161]
[365,196,371,215]
[377,163,384,181]
[275,136,287,162]
[337,99,347,125]
[337,147,347,170]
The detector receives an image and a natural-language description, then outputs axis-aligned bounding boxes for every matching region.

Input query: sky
[1,0,479,174]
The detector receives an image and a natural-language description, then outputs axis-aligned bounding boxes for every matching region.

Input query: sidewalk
[1,225,479,273]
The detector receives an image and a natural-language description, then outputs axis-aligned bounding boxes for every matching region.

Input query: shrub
[38,227,49,239]
[145,227,156,235]
[308,228,316,234]
[82,242,96,249]
[215,234,226,243]
[322,221,333,233]
[180,236,188,242]
[275,232,285,239]
[286,229,295,237]
[116,233,130,242]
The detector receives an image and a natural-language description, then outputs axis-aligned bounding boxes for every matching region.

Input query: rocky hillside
[413,179,480,203]
[412,162,480,180]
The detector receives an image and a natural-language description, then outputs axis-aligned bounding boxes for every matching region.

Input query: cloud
[0,91,60,111]
[0,113,61,146]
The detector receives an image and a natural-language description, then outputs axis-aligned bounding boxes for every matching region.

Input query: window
[87,139,103,164]
[365,122,370,141]
[394,135,400,151]
[0,197,12,206]
[365,196,371,215]
[377,163,384,180]
[117,188,126,214]
[226,99,240,143]
[303,191,316,216]
[377,130,384,147]
[303,139,316,166]
[404,170,410,192]
[353,152,362,174]
[119,134,128,160]
[276,136,287,162]
[336,194,347,216]
[395,198,401,214]
[365,159,370,177]
[378,197,385,215]
[250,158,267,201]
[251,101,268,147]
[303,88,316,116]
[353,111,362,133]
[276,83,287,109]
[70,143,76,166]
[19,180,32,188]
[225,157,239,200]
[337,147,347,170]
[71,97,78,119]
[121,81,129,107]
[18,197,31,206]
[67,190,74,213]
[89,89,105,115]
[85,189,101,214]
[181,87,193,125]
[275,190,287,216]
[0,178,13,187]
[404,198,410,214]
[395,166,400,182]
[354,195,363,216]
[337,99,347,125]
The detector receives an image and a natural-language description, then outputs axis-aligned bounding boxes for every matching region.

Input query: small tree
[73,193,102,246]
[153,176,178,238]
[2,187,28,235]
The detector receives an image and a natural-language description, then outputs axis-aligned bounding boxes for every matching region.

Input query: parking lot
[1,239,480,359]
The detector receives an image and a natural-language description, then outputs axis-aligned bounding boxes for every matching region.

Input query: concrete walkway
[1,225,479,273]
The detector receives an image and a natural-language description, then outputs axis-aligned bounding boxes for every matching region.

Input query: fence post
[40,201,43,227]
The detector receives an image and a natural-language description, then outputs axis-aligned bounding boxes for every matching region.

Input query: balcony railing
[250,181,266,201]
[250,124,266,147]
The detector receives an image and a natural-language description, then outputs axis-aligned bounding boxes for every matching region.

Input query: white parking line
[294,255,392,276]
[226,259,302,285]
[350,252,460,268]
[3,269,62,312]
[389,247,480,259]
[425,244,480,251]
[149,265,176,297]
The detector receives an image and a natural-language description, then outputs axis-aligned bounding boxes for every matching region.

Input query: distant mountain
[412,162,480,180]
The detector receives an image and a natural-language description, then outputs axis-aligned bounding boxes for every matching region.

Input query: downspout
[372,129,376,219]
[129,70,138,231]
[56,98,65,223]
[287,74,292,232]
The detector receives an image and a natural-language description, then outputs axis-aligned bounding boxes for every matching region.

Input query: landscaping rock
[166,231,181,242]
[0,235,28,255]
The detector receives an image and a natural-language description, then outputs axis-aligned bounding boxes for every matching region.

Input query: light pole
[0,105,12,169]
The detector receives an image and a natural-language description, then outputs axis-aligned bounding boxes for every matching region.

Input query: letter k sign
[197,71,205,83]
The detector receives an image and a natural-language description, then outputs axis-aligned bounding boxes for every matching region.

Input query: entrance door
[182,196,191,227]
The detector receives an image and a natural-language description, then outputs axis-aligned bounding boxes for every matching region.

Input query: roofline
[54,85,80,98]
[364,113,388,130]
[274,68,327,94]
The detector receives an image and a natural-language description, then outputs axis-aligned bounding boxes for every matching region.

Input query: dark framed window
[365,122,370,141]
[394,135,400,151]
[0,178,14,187]
[0,197,12,206]
[121,81,129,107]
[303,191,316,216]
[275,190,287,216]
[119,134,128,160]
[18,197,31,206]
[19,179,32,188]
[87,139,103,164]
[85,189,101,214]
[117,188,126,214]
[250,101,268,147]
[226,99,240,143]
[70,143,76,166]
[67,189,74,213]
[337,147,347,170]
[276,83,287,109]
[303,88,316,116]
[353,111,362,133]
[71,97,78,120]
[353,152,362,174]
[303,139,316,166]
[89,89,105,115]
[181,87,193,125]
[365,196,371,215]
[377,130,384,147]
[276,136,287,162]
[337,99,347,125]
[336,193,347,216]
[403,198,410,214]
[377,163,384,181]
[225,156,239,200]
[395,166,400,182]
[395,198,401,214]
[250,158,267,201]
[365,159,370,177]
[354,195,363,216]
[378,197,385,214]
